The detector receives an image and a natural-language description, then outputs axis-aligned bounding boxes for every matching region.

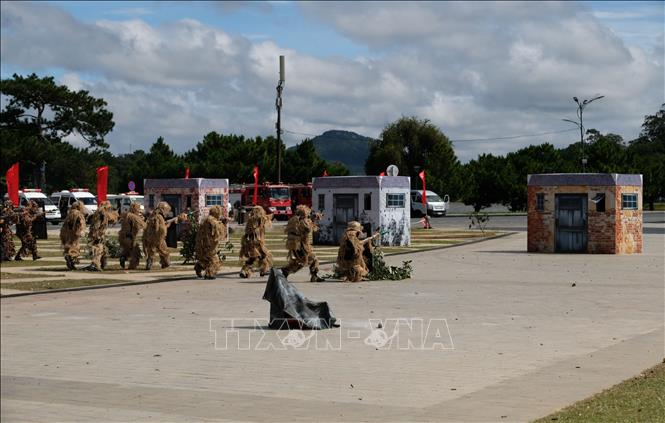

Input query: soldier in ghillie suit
[85,201,119,271]
[118,202,146,270]
[14,200,43,261]
[194,205,228,279]
[143,201,175,270]
[1,200,18,261]
[239,206,273,278]
[282,205,324,282]
[336,221,380,282]
[60,201,87,270]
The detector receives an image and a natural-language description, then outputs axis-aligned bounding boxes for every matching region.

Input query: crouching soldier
[194,205,228,279]
[14,200,43,261]
[239,206,273,278]
[85,201,119,271]
[282,205,324,282]
[60,201,87,270]
[336,221,380,282]
[118,202,146,270]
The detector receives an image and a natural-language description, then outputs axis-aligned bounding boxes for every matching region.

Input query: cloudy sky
[1,1,663,162]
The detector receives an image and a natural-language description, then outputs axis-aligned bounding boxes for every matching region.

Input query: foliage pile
[367,247,413,281]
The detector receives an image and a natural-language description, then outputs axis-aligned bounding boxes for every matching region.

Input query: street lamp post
[563,95,604,172]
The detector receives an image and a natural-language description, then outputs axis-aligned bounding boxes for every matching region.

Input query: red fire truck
[240,183,292,219]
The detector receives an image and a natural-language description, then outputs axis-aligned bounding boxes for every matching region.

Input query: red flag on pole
[185,167,190,179]
[418,170,427,206]
[323,170,328,177]
[96,166,108,202]
[379,172,385,177]
[5,162,19,207]
[252,166,259,205]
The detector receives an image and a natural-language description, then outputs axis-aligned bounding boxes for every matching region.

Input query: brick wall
[615,185,642,254]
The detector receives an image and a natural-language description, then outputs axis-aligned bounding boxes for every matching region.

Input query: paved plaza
[1,224,663,422]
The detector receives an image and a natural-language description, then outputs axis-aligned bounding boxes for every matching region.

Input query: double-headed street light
[562,95,604,172]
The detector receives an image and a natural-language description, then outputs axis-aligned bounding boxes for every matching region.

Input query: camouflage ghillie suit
[143,201,173,270]
[85,201,119,271]
[336,221,379,282]
[1,200,18,261]
[14,201,42,261]
[60,201,87,270]
[282,205,324,282]
[239,206,273,278]
[194,205,228,279]
[118,202,146,270]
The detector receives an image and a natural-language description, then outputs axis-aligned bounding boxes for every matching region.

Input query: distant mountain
[308,130,375,175]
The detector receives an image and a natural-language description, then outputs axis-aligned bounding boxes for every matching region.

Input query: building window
[186,195,192,209]
[364,193,372,210]
[591,193,605,212]
[148,194,155,208]
[621,193,638,210]
[386,193,405,208]
[536,193,545,211]
[318,194,325,210]
[206,194,223,206]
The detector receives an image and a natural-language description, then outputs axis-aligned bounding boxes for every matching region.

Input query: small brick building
[144,178,229,221]
[527,173,642,254]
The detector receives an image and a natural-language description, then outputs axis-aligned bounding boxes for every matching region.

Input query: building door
[555,194,587,252]
[333,194,358,243]
[162,194,181,248]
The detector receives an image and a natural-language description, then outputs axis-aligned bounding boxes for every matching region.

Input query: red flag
[418,170,426,206]
[323,170,328,177]
[96,166,108,202]
[185,167,190,179]
[5,162,19,207]
[252,166,259,205]
[379,172,385,177]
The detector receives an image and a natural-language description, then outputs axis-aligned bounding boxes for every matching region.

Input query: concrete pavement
[1,228,663,422]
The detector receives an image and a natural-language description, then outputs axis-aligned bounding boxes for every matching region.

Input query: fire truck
[239,183,292,219]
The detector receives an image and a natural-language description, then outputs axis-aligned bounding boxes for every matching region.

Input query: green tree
[461,154,508,212]
[584,130,629,173]
[365,116,460,197]
[628,104,665,210]
[0,73,114,149]
[503,143,565,211]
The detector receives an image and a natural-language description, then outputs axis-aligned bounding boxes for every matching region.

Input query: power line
[282,127,578,144]
[450,128,577,143]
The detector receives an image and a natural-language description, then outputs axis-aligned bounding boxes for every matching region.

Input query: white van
[51,189,98,218]
[108,192,144,215]
[410,190,450,217]
[4,189,62,225]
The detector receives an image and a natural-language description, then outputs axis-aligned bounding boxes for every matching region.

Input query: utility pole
[563,95,604,172]
[276,55,285,183]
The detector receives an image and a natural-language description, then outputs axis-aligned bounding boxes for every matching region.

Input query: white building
[312,176,411,246]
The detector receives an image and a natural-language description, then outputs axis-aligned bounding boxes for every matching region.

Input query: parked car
[4,189,62,225]
[108,192,144,215]
[410,190,450,217]
[51,189,98,219]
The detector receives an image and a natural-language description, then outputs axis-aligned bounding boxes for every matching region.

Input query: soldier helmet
[155,201,171,215]
[295,204,311,218]
[346,221,363,233]
[129,202,142,214]
[71,201,85,212]
[99,200,112,211]
[208,205,223,219]
[28,200,39,210]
